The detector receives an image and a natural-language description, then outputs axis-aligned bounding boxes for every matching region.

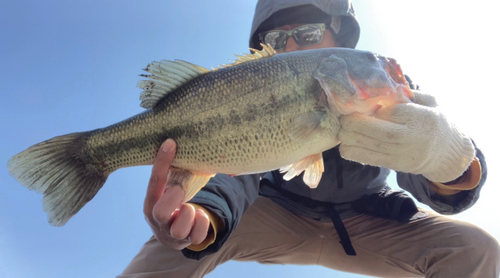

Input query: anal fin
[280,153,324,188]
[168,168,216,201]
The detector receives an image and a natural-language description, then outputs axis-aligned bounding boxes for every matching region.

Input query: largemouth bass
[7,45,414,226]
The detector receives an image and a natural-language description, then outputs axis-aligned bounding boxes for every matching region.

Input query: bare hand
[143,139,211,250]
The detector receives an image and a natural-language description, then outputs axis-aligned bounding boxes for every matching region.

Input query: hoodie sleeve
[181,173,261,260]
[396,143,487,214]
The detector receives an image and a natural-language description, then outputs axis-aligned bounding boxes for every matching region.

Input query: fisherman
[120,0,500,277]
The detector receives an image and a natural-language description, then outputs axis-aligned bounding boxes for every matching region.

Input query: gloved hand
[338,91,476,183]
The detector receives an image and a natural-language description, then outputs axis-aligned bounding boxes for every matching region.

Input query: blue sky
[1,1,498,277]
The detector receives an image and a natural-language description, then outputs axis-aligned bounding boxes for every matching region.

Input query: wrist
[428,157,481,196]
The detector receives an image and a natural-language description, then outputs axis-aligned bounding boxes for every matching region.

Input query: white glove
[338,91,476,183]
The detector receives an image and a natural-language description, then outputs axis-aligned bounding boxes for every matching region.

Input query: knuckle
[170,227,187,240]
[152,207,171,225]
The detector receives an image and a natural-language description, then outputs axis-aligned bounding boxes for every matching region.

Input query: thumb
[144,139,177,218]
[412,90,438,107]
[373,103,422,124]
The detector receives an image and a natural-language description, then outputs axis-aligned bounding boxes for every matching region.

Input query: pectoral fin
[288,110,328,142]
[167,168,216,201]
[280,153,324,188]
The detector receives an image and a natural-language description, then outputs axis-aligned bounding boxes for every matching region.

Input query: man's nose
[283,37,301,52]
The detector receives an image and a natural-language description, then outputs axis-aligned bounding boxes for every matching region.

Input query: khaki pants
[119,196,500,278]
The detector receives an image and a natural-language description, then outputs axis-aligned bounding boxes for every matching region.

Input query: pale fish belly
[172,114,340,175]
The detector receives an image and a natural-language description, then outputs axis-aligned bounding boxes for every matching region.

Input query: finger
[339,144,399,170]
[412,91,438,107]
[144,139,176,221]
[170,203,196,240]
[153,217,191,250]
[152,185,186,229]
[189,209,210,245]
[340,113,407,142]
[338,128,403,155]
[373,103,424,124]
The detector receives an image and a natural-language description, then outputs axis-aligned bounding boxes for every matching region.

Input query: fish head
[313,49,414,116]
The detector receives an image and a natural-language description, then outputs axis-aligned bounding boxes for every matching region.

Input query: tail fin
[7,132,108,226]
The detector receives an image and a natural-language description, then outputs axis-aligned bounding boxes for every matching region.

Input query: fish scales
[169,52,334,174]
[85,49,337,175]
[7,46,414,226]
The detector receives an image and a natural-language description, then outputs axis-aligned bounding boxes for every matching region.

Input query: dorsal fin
[137,60,210,109]
[137,44,276,109]
[217,44,276,69]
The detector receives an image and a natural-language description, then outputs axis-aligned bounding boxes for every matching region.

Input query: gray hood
[249,0,360,49]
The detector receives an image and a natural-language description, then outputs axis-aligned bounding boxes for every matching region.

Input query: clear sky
[1,1,498,277]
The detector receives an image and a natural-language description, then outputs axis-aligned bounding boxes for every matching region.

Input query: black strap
[328,205,356,256]
[261,174,356,256]
[331,152,355,255]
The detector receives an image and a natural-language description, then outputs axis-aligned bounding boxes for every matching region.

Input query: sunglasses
[259,23,326,51]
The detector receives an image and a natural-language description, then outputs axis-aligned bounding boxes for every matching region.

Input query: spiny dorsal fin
[137,60,210,109]
[137,44,276,109]
[217,44,277,69]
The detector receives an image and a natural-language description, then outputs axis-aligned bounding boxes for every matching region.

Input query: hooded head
[249,0,360,50]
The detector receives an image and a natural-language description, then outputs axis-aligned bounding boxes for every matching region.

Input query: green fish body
[7,46,413,226]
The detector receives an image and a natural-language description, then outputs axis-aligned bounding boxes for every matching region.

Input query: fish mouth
[347,57,415,114]
[330,57,415,116]
[314,49,416,117]
[384,57,415,102]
